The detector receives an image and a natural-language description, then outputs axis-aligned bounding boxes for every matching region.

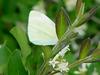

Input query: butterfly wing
[28,10,58,45]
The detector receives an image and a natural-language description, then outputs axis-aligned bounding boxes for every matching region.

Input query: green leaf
[72,2,85,27]
[73,5,99,27]
[56,7,71,39]
[10,26,31,61]
[26,46,43,75]
[65,52,76,63]
[77,3,85,19]
[5,50,28,75]
[0,44,11,73]
[81,42,100,63]
[41,46,52,61]
[4,34,18,52]
[91,43,100,61]
[76,0,83,14]
[79,38,91,59]
[77,6,98,26]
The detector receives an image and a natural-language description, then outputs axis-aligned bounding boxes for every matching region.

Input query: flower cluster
[49,45,70,73]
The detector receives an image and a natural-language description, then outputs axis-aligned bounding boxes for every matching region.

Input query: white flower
[55,62,69,72]
[49,45,70,72]
[58,45,70,57]
[49,59,69,73]
[49,58,69,73]
[92,68,99,75]
[49,60,59,68]
[74,63,91,74]
[79,63,88,72]
[71,41,79,51]
[53,45,70,60]
[65,0,77,11]
[74,23,88,37]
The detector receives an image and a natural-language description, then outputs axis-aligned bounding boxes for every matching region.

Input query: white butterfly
[28,10,58,45]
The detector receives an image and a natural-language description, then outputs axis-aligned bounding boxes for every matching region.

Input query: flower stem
[68,56,91,69]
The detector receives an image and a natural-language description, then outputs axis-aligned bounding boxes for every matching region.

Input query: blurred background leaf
[5,50,28,75]
[56,7,71,39]
[0,0,100,75]
[0,44,11,74]
[79,38,91,59]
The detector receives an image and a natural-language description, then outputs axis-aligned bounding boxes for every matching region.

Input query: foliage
[0,0,100,75]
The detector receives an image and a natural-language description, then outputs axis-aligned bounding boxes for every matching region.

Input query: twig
[91,16,100,25]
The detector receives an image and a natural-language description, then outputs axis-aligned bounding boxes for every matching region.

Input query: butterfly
[28,10,58,45]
